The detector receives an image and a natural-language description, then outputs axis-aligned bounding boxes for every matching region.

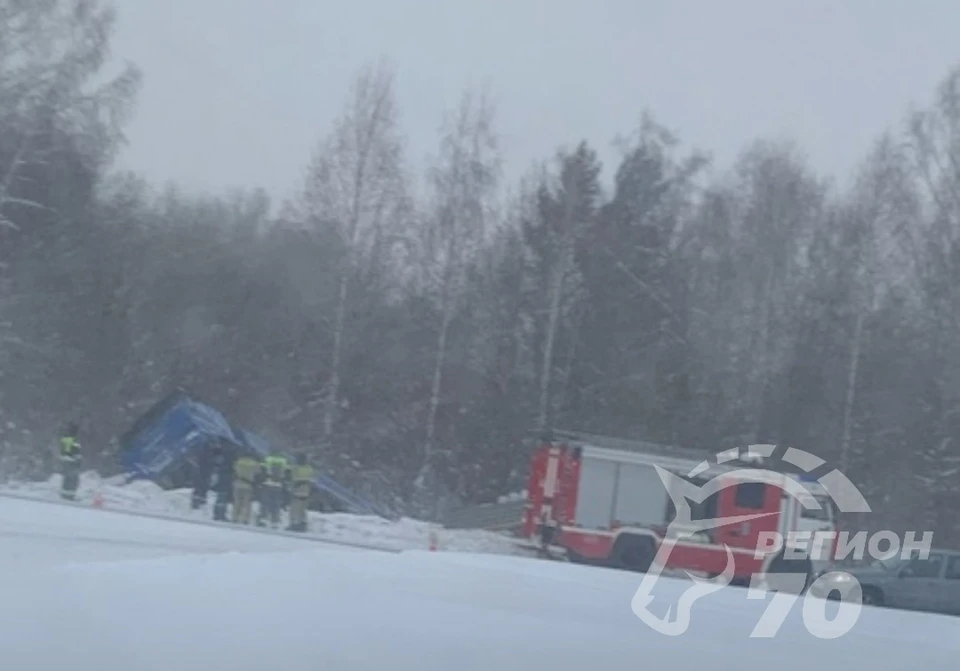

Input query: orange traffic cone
[428,530,438,551]
[92,490,104,508]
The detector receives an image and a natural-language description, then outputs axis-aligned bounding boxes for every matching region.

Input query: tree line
[2,1,959,535]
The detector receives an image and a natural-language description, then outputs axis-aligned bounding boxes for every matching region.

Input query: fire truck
[521,430,840,586]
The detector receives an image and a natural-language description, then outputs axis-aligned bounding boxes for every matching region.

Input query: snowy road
[0,495,361,568]
[2,496,959,670]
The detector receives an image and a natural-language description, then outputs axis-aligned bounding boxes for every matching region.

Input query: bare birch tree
[416,89,500,501]
[300,60,407,446]
[837,135,918,470]
[0,0,140,231]
[527,143,600,432]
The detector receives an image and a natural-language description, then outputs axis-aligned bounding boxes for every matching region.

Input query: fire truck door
[714,478,780,552]
[541,448,561,522]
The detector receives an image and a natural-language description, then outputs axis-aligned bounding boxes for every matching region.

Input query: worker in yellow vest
[231,452,261,524]
[258,451,289,529]
[287,452,314,532]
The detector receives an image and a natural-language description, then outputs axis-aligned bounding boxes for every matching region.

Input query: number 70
[746,571,863,639]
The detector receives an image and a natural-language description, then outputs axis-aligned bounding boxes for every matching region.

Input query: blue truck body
[120,398,234,479]
[119,393,382,517]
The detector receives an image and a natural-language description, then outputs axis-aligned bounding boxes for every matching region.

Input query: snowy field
[0,471,523,555]
[2,495,959,670]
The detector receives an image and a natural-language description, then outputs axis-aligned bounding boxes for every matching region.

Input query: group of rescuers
[57,423,317,533]
[226,449,316,531]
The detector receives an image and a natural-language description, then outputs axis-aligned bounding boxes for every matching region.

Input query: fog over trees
[2,1,960,536]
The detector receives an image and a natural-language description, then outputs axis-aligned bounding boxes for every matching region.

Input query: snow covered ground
[0,471,524,555]
[0,495,345,568]
[1,496,958,670]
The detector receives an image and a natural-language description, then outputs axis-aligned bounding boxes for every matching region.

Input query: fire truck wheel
[764,553,812,594]
[566,550,589,565]
[612,535,654,573]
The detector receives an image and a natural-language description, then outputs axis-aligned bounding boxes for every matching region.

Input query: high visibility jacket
[263,455,289,486]
[233,456,260,486]
[60,436,81,464]
[290,464,315,499]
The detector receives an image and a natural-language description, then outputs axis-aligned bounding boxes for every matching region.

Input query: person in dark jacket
[191,440,217,510]
[58,423,82,501]
[212,441,234,522]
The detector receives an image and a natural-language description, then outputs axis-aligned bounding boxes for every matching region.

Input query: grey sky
[112,0,960,203]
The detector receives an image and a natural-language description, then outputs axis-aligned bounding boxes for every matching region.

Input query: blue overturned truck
[118,390,383,517]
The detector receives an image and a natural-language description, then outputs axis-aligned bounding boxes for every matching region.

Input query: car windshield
[872,556,907,571]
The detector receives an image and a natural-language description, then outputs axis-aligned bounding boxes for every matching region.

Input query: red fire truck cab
[522,430,840,586]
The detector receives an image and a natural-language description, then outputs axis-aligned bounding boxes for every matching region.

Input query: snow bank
[0,472,524,555]
[3,545,958,671]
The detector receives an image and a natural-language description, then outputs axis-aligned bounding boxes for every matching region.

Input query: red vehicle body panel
[523,436,836,579]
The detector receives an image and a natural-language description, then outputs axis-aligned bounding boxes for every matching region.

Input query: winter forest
[2,2,960,537]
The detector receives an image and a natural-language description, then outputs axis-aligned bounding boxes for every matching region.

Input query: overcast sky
[111,0,960,203]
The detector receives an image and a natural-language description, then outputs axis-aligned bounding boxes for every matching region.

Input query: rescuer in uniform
[287,452,314,532]
[258,451,289,529]
[231,451,261,525]
[59,423,82,500]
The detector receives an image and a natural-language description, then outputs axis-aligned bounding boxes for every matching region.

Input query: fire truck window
[690,492,719,521]
[664,479,718,524]
[800,496,834,521]
[734,482,766,509]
